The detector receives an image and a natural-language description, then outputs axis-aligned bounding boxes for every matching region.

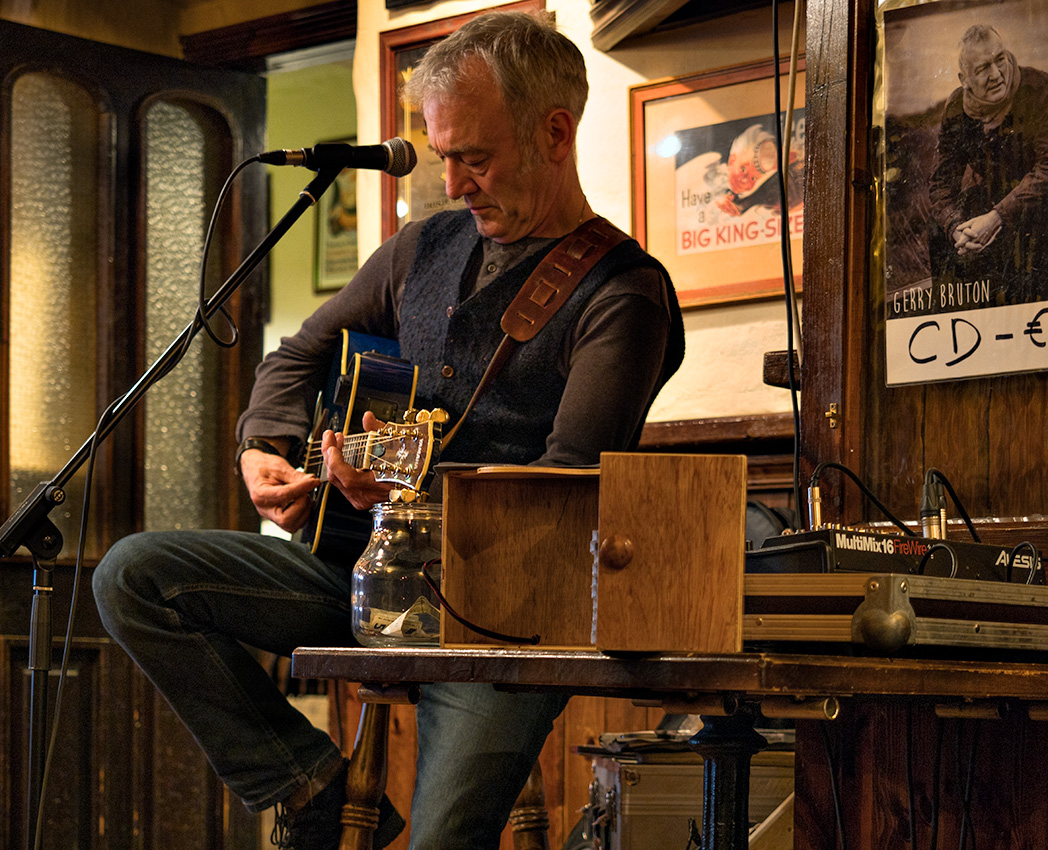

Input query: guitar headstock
[369,409,448,492]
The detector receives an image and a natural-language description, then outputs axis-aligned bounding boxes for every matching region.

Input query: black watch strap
[234,437,282,475]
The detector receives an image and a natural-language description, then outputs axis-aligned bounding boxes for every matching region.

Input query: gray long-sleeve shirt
[237,217,682,467]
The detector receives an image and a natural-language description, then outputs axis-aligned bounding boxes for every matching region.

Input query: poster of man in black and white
[883,0,1048,385]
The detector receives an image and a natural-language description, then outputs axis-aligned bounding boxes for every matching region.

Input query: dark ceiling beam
[590,0,771,51]
[179,0,357,71]
[590,0,691,51]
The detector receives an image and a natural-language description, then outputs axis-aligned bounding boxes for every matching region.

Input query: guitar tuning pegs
[410,408,448,424]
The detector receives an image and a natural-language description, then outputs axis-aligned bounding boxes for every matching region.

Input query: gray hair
[402,10,588,150]
[959,24,1003,68]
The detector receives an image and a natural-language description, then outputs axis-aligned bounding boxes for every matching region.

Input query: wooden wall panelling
[839,0,876,521]
[866,338,997,521]
[538,707,568,847]
[988,372,1048,512]
[794,703,1048,850]
[801,0,871,525]
[863,321,927,520]
[922,382,994,512]
[921,372,1048,521]
[150,689,222,845]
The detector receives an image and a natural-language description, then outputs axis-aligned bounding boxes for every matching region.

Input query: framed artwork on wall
[314,137,359,292]
[630,58,805,308]
[879,0,1048,385]
[378,0,545,240]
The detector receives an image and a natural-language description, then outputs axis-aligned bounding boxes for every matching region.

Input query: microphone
[258,138,417,177]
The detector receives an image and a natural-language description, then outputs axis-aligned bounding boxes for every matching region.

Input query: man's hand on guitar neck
[239,441,320,533]
[321,415,395,510]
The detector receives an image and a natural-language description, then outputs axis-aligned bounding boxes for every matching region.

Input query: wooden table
[292,647,1048,849]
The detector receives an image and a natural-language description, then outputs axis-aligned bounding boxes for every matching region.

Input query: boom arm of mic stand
[0,166,343,560]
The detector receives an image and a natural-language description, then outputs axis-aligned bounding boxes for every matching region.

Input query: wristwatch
[234,437,282,475]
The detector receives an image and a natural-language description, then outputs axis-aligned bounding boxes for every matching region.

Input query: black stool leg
[689,710,767,850]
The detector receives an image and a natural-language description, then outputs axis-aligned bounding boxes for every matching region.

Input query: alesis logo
[834,532,929,557]
[996,550,1040,571]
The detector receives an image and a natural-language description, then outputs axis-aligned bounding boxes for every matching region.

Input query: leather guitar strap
[442,216,630,448]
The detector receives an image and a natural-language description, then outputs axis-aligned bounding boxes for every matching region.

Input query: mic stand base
[26,560,55,850]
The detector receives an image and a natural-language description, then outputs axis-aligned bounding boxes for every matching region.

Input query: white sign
[886,298,1048,384]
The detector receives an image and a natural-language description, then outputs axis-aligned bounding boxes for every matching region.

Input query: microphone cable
[771,0,806,522]
[177,157,256,367]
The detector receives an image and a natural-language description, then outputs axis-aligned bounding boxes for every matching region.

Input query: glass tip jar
[351,501,442,647]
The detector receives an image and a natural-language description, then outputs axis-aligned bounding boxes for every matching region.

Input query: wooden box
[439,452,747,653]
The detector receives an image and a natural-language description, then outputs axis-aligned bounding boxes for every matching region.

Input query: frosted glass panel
[143,100,224,531]
[8,72,100,558]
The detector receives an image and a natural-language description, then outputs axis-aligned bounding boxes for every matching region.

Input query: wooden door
[0,19,267,850]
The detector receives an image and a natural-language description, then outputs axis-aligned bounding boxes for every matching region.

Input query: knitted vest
[399,210,661,465]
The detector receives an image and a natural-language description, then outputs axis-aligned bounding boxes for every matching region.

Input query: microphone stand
[0,165,343,850]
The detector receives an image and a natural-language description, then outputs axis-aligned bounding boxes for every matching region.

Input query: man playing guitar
[93,11,685,850]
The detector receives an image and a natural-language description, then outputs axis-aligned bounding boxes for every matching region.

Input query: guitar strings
[302,434,427,470]
[302,434,421,454]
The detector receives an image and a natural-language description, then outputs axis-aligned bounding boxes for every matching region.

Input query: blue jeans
[92,529,567,849]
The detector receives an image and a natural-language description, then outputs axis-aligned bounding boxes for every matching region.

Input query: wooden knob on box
[598,534,633,570]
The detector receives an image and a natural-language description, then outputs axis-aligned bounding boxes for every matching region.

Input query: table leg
[688,710,767,850]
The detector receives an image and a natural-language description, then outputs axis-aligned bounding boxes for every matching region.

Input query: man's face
[960,35,1013,103]
[423,65,557,244]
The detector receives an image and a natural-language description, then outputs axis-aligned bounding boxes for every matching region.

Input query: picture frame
[313,137,358,293]
[378,0,545,240]
[878,0,1048,385]
[630,58,806,308]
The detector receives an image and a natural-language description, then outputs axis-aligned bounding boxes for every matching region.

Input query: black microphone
[257,138,417,177]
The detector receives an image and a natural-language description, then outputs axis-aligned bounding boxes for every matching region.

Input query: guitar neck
[342,433,375,470]
[311,433,375,482]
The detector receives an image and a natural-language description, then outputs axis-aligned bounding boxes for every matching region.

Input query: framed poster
[630,58,805,308]
[881,0,1048,384]
[378,1,545,240]
[313,138,358,293]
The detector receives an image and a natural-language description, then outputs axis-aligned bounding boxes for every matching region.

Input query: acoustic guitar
[297,330,446,561]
